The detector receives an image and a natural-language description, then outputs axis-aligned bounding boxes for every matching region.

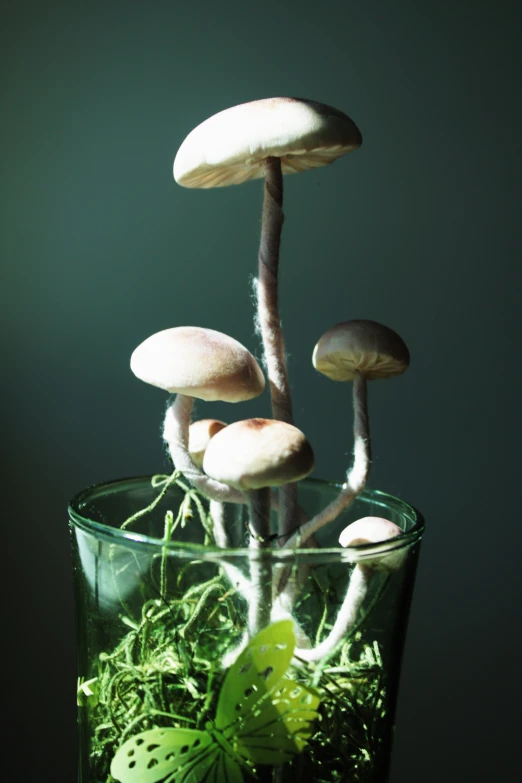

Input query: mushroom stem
[163,394,245,504]
[295,564,371,662]
[246,487,273,635]
[354,371,371,460]
[208,499,229,547]
[283,372,371,548]
[255,156,297,540]
[257,157,291,423]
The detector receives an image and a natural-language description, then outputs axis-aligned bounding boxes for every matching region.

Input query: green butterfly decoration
[111,620,320,782]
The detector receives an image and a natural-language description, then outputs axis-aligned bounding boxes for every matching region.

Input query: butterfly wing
[110,728,220,783]
[216,619,296,731]
[205,749,245,783]
[235,676,321,765]
[215,620,320,767]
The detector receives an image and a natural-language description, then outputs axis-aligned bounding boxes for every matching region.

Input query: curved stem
[283,372,371,549]
[255,157,296,540]
[162,394,245,504]
[295,565,371,662]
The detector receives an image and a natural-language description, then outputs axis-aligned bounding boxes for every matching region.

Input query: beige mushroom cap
[313,319,410,381]
[203,418,315,490]
[174,97,362,188]
[130,326,265,402]
[188,418,227,469]
[339,516,406,572]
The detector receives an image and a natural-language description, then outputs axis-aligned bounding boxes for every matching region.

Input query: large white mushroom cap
[203,418,315,490]
[174,97,362,188]
[130,326,265,402]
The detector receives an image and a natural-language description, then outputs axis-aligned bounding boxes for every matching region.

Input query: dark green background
[2,0,521,780]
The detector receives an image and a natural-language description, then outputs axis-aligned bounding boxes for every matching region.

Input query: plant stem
[160,510,174,598]
[256,156,297,540]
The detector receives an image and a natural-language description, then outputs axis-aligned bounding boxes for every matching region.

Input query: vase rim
[68,474,424,562]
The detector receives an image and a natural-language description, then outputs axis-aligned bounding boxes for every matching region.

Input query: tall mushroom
[130,326,265,506]
[202,417,314,634]
[296,517,405,662]
[284,319,410,548]
[174,97,362,539]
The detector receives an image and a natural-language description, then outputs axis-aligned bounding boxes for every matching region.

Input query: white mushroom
[285,320,409,548]
[202,418,315,492]
[131,326,265,402]
[188,418,227,470]
[312,319,410,382]
[131,326,265,504]
[187,418,228,547]
[296,517,405,662]
[174,98,362,540]
[174,97,362,188]
[203,418,314,634]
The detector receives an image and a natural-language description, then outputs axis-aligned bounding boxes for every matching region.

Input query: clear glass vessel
[69,475,424,783]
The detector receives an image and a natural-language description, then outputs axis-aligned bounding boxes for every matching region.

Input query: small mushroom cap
[188,418,227,469]
[202,418,315,490]
[313,319,410,381]
[174,97,362,188]
[339,516,406,572]
[130,326,265,402]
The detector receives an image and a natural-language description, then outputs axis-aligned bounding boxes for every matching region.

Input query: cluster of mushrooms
[130,97,410,658]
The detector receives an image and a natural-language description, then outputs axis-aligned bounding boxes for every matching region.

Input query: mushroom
[130,326,265,505]
[174,97,362,539]
[296,517,405,662]
[203,418,314,633]
[188,418,227,469]
[284,320,409,548]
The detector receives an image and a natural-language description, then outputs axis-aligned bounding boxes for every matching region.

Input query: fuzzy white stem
[163,394,245,504]
[246,488,273,635]
[207,499,255,616]
[256,158,291,425]
[295,565,370,662]
[209,499,229,547]
[255,157,297,540]
[283,373,371,549]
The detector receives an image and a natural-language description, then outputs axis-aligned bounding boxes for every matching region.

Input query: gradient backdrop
[2,1,521,780]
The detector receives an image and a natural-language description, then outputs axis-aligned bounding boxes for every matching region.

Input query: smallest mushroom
[203,418,314,634]
[296,516,405,662]
[187,418,229,547]
[188,419,227,469]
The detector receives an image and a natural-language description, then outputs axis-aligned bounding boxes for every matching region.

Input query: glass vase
[69,474,424,783]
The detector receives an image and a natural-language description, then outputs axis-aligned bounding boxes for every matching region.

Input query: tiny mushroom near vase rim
[339,516,407,572]
[130,326,265,403]
[173,96,362,188]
